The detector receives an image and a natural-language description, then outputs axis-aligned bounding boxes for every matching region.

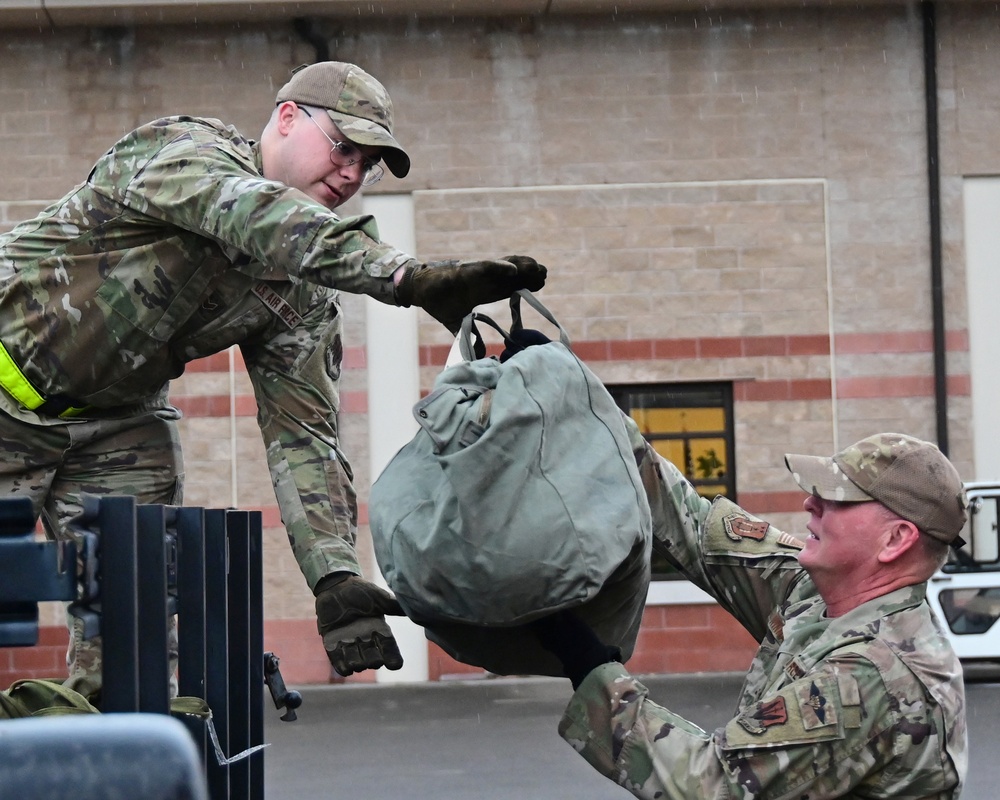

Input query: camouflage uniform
[0,116,419,680]
[558,444,967,799]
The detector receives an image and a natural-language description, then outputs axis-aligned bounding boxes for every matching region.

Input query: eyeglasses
[301,106,384,187]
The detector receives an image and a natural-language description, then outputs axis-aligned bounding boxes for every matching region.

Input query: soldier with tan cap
[530,431,968,799]
[0,60,545,694]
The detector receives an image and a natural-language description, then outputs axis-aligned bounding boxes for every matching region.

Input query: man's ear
[877,518,922,564]
[275,101,299,135]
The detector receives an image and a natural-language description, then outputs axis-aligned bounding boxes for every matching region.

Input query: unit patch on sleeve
[736,696,789,735]
[724,513,771,543]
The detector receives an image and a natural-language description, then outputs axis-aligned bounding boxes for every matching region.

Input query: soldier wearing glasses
[0,61,546,695]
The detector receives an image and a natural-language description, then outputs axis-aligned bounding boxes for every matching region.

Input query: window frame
[607,381,736,581]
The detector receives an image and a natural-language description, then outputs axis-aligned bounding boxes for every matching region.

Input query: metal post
[248,511,265,799]
[136,504,170,715]
[226,510,252,798]
[203,509,230,799]
[98,495,140,714]
[176,506,208,766]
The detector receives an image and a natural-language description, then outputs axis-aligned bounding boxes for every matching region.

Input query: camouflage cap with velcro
[784,432,968,544]
[276,61,410,178]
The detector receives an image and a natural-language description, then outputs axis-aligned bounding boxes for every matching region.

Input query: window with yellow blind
[607,382,736,580]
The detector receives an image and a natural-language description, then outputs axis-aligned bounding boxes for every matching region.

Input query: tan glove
[315,574,405,676]
[394,254,547,334]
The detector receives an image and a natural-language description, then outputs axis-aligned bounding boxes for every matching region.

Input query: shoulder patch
[736,696,788,735]
[704,496,802,558]
[724,514,770,542]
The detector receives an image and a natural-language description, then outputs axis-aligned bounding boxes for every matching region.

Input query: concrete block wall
[2,3,996,687]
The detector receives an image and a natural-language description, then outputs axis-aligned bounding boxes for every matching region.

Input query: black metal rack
[0,494,299,800]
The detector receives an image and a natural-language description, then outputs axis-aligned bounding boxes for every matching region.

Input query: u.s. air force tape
[252,282,304,329]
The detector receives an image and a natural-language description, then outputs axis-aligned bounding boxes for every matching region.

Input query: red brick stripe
[420,329,965,367]
[171,390,368,417]
[184,346,366,373]
[739,491,808,515]
[174,330,969,417]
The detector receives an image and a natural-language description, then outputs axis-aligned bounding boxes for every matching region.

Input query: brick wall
[2,4,998,686]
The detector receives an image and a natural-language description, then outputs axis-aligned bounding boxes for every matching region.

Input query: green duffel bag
[0,678,211,723]
[0,679,99,719]
[369,291,652,677]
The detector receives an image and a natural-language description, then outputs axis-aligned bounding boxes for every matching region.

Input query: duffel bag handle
[458,290,571,362]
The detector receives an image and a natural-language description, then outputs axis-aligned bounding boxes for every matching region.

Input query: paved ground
[264,664,1000,799]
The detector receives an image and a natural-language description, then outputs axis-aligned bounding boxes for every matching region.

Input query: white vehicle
[926,482,1000,662]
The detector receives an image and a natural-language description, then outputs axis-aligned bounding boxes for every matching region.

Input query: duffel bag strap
[458,313,506,361]
[458,290,571,362]
[459,313,510,360]
[509,290,572,349]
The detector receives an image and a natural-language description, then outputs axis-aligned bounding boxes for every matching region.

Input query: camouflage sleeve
[559,657,905,800]
[241,285,362,590]
[96,118,415,305]
[629,416,803,640]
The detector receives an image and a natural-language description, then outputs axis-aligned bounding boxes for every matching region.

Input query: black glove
[530,610,622,690]
[394,254,547,334]
[315,573,406,677]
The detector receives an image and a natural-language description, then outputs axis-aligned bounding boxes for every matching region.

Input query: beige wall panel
[945,5,1000,176]
[413,180,829,342]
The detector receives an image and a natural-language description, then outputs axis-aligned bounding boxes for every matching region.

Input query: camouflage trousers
[0,405,184,698]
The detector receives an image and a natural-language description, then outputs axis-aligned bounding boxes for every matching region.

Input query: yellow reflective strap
[0,340,45,410]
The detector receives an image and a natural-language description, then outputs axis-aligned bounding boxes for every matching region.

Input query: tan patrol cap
[276,61,410,179]
[784,433,968,544]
